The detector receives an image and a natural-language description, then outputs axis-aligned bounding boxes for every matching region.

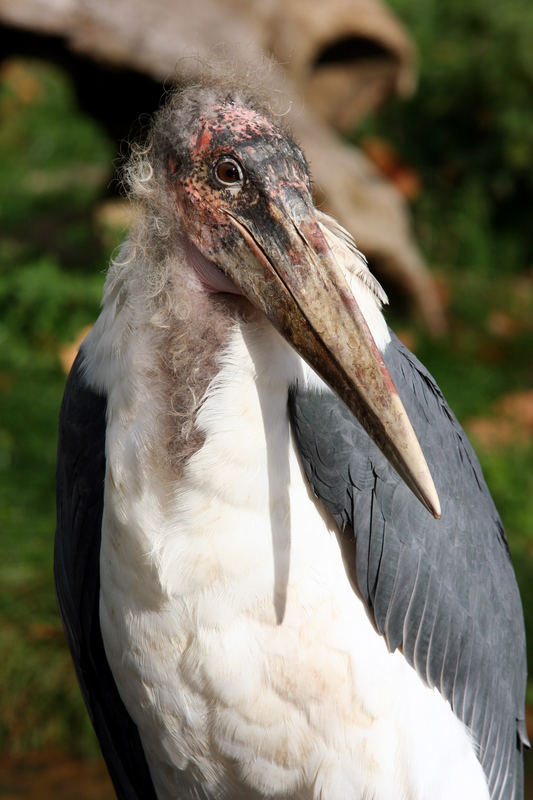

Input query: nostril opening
[313,36,394,68]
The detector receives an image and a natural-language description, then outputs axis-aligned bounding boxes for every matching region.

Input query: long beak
[217,195,441,519]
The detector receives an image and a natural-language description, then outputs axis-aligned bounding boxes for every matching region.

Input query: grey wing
[55,349,157,800]
[289,333,527,800]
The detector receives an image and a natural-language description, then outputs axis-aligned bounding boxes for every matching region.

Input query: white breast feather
[91,300,489,800]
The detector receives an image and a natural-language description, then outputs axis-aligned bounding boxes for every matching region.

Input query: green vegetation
[0,59,109,754]
[0,1,532,774]
[360,0,533,278]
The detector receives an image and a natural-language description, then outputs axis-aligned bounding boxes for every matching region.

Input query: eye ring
[213,157,244,188]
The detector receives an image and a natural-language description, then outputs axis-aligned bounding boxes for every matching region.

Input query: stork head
[141,85,440,518]
[167,101,312,284]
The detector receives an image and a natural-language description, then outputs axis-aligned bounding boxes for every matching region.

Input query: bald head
[142,90,311,270]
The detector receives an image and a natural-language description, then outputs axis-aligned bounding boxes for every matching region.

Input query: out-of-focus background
[0,0,532,796]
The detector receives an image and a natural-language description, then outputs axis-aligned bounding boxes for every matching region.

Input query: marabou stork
[56,77,528,800]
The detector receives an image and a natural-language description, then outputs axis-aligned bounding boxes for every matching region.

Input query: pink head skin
[167,102,323,291]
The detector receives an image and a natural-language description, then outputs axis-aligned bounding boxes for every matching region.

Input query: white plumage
[84,234,488,799]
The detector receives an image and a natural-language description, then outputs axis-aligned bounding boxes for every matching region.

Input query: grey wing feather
[55,348,157,800]
[289,332,527,800]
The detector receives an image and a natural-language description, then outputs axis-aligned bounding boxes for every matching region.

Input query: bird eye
[214,158,244,188]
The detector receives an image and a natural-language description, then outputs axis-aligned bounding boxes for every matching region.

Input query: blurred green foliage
[0,58,109,370]
[0,0,532,773]
[358,0,533,277]
[0,58,111,225]
[0,59,108,754]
